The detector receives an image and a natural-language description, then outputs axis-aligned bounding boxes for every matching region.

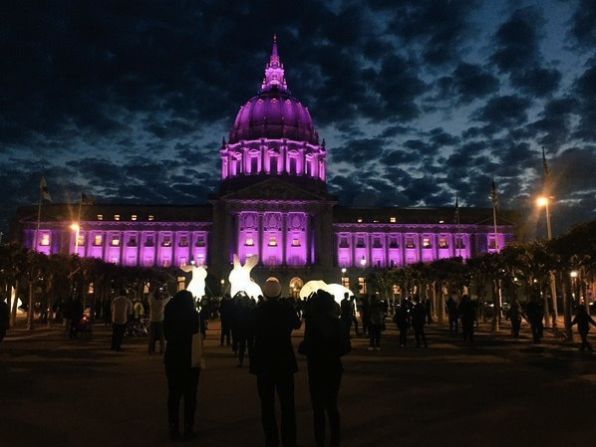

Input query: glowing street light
[70,222,80,252]
[569,270,578,279]
[536,195,558,327]
[360,256,366,268]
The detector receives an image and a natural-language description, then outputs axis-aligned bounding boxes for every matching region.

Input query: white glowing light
[229,254,263,299]
[299,280,353,305]
[180,264,207,299]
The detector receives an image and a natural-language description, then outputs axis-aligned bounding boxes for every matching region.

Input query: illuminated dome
[220,36,327,187]
[229,90,319,144]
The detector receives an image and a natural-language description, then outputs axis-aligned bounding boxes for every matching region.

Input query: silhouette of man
[250,277,301,447]
[459,295,476,344]
[0,296,9,343]
[340,293,354,339]
[572,305,596,351]
[446,296,459,335]
[302,291,348,447]
[164,290,201,441]
[411,295,428,348]
[393,304,409,347]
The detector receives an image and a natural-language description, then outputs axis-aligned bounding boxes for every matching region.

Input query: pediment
[219,178,329,201]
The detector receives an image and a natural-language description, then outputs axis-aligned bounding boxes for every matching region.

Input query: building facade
[13,38,516,293]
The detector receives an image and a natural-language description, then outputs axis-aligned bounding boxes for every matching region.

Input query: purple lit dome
[228,36,319,145]
[229,91,319,144]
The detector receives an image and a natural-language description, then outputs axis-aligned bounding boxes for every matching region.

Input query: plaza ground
[1,321,595,447]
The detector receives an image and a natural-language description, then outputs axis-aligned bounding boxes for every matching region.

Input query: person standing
[250,277,301,447]
[0,296,9,343]
[571,305,596,351]
[526,297,544,343]
[301,291,348,447]
[111,291,132,352]
[235,293,256,367]
[164,290,202,441]
[368,296,385,351]
[411,296,428,348]
[393,304,409,347]
[340,293,354,339]
[219,294,233,347]
[69,297,83,339]
[446,296,459,335]
[459,295,476,344]
[509,298,523,338]
[148,287,168,355]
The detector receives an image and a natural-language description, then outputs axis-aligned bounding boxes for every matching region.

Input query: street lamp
[536,195,558,327]
[360,256,366,268]
[70,222,80,252]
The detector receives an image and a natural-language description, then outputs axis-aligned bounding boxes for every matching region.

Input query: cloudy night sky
[2,0,595,236]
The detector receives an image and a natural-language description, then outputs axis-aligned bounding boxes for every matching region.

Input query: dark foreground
[1,322,595,447]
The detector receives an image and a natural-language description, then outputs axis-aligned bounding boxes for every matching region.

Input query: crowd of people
[2,282,595,446]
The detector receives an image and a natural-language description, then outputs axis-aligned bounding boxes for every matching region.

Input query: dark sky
[2,0,595,236]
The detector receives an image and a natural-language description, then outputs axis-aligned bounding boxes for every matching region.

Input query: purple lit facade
[14,38,516,290]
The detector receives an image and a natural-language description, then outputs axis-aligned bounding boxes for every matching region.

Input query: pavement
[1,320,595,447]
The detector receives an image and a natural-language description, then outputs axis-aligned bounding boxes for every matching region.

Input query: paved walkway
[1,321,595,447]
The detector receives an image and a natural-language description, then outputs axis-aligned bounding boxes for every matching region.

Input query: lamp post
[70,222,80,254]
[536,196,558,328]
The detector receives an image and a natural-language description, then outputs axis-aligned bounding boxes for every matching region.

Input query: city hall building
[13,39,516,293]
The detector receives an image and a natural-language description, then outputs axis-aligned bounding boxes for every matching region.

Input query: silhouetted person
[393,304,409,347]
[163,290,201,441]
[301,291,349,447]
[235,293,256,367]
[359,296,370,336]
[368,296,385,350]
[250,277,301,447]
[219,294,233,346]
[340,293,354,339]
[459,295,476,344]
[509,298,522,338]
[526,298,544,343]
[111,291,132,351]
[0,296,9,343]
[148,287,168,354]
[446,296,459,335]
[571,306,596,351]
[411,296,428,348]
[69,297,83,339]
[424,298,432,324]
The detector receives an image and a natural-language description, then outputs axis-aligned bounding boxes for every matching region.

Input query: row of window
[339,236,466,249]
[245,237,302,247]
[96,214,155,221]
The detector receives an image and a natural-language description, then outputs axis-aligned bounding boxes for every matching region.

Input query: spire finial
[261,35,287,92]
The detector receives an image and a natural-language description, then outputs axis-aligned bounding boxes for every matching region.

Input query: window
[339,237,349,248]
[114,214,120,221]
[178,236,189,247]
[268,237,278,247]
[456,238,465,249]
[76,234,85,246]
[251,157,258,174]
[148,214,155,221]
[97,214,103,221]
[422,238,432,249]
[127,238,137,247]
[39,233,50,246]
[291,238,301,247]
[373,238,382,248]
[131,214,138,221]
[356,238,365,248]
[439,238,449,249]
[341,277,350,288]
[488,237,497,249]
[145,237,154,247]
[389,238,399,248]
[161,237,172,247]
[111,237,120,247]
[358,277,367,294]
[245,237,255,247]
[405,238,416,249]
[94,235,103,246]
[195,237,205,247]
[390,217,397,223]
